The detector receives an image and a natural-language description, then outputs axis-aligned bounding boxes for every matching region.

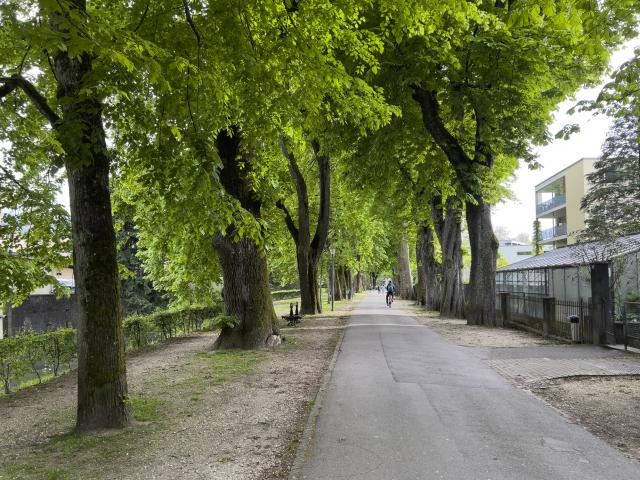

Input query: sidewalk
[478,345,640,385]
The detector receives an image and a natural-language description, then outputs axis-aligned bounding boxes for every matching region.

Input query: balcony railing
[536,195,566,215]
[541,223,567,241]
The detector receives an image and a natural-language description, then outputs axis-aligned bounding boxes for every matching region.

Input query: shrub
[0,328,76,394]
[271,289,300,301]
[122,303,224,346]
[43,328,76,376]
[202,314,238,332]
[0,336,27,394]
[18,329,46,383]
[123,315,154,349]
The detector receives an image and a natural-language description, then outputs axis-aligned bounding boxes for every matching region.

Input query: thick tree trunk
[465,200,498,325]
[277,140,330,314]
[51,2,131,431]
[396,237,414,300]
[67,131,131,431]
[433,198,464,318]
[416,224,441,308]
[213,128,278,348]
[213,235,278,348]
[424,227,442,311]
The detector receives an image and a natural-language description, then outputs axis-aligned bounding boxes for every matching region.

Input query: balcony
[536,195,566,215]
[541,223,567,241]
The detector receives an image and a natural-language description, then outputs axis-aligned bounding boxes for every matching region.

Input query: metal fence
[496,292,593,343]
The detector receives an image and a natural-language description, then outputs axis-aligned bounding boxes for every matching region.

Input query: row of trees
[1,1,637,431]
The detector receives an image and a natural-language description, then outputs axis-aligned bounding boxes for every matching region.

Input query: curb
[287,317,348,480]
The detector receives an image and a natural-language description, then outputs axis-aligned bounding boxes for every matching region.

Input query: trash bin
[569,315,580,342]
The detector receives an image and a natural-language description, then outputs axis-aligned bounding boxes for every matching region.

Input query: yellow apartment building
[535,157,597,247]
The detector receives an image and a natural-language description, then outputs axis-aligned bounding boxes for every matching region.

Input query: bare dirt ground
[533,375,640,462]
[406,303,558,348]
[0,314,348,480]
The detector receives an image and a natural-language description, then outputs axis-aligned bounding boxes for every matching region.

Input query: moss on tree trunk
[213,128,278,348]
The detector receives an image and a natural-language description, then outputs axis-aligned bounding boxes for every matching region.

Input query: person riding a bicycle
[386,280,396,307]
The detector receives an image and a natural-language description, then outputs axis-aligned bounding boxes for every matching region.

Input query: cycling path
[292,291,640,480]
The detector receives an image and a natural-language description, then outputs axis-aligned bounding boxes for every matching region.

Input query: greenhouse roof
[498,233,640,272]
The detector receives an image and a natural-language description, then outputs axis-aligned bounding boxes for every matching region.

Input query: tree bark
[465,199,498,325]
[213,234,279,348]
[395,236,414,300]
[416,224,441,308]
[213,128,278,348]
[337,266,344,300]
[277,139,330,314]
[50,1,131,431]
[433,198,464,318]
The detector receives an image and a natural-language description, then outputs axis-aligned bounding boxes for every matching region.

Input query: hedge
[0,328,76,394]
[123,304,224,349]
[0,303,225,395]
[271,289,301,301]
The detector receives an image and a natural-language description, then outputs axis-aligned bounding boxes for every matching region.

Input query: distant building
[535,157,597,248]
[499,240,533,265]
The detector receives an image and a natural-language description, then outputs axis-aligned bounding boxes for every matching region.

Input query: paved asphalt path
[295,292,640,480]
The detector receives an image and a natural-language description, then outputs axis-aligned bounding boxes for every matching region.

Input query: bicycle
[386,292,394,307]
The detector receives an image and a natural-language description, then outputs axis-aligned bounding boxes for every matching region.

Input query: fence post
[543,297,555,336]
[590,262,611,345]
[499,292,510,327]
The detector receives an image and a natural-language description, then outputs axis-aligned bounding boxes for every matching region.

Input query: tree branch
[133,0,151,33]
[275,199,299,239]
[310,139,330,261]
[16,45,32,75]
[411,84,482,194]
[279,137,308,243]
[0,76,60,127]
[182,0,202,122]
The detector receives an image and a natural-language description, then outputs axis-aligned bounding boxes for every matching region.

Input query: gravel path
[0,316,346,480]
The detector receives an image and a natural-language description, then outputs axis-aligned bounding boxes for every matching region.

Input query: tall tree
[366,0,639,324]
[532,220,544,255]
[276,139,330,314]
[0,0,162,430]
[579,49,640,242]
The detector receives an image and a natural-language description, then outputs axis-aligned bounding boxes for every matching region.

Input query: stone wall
[7,295,78,335]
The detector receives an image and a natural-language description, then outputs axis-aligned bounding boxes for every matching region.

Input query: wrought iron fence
[496,292,593,343]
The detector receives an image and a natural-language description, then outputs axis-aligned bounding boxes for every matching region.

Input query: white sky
[492,38,640,239]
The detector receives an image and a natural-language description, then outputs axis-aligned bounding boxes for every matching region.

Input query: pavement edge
[287,316,348,480]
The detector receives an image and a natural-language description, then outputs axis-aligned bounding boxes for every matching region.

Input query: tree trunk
[277,139,330,314]
[412,85,497,325]
[51,1,131,431]
[424,227,442,311]
[336,266,343,300]
[396,236,414,300]
[465,199,498,325]
[213,128,278,348]
[68,153,131,431]
[213,235,278,348]
[433,198,464,318]
[416,224,441,307]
